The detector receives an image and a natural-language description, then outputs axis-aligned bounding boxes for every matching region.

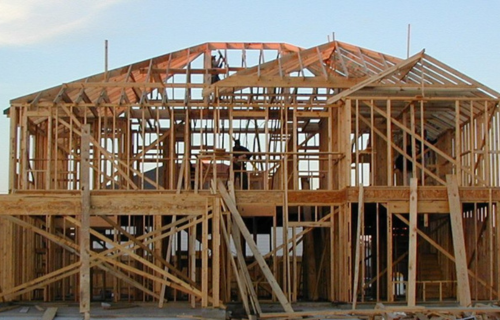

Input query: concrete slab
[0,302,227,320]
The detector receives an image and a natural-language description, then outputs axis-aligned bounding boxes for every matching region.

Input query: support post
[79,124,91,319]
[352,185,364,309]
[212,198,221,307]
[446,174,471,306]
[407,178,418,306]
[386,205,393,302]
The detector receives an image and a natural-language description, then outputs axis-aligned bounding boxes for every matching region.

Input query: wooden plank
[189,217,196,308]
[326,50,424,104]
[232,110,268,118]
[238,204,276,217]
[65,216,209,300]
[352,185,364,309]
[201,201,209,307]
[212,198,220,307]
[387,206,393,302]
[97,215,195,288]
[407,178,418,307]
[218,181,294,314]
[446,174,472,306]
[8,107,17,192]
[158,215,176,308]
[219,215,251,316]
[342,100,352,188]
[212,75,361,89]
[497,201,500,300]
[1,188,499,217]
[295,111,330,118]
[79,124,91,317]
[41,307,58,320]
[287,190,347,204]
[389,200,449,213]
[90,194,207,215]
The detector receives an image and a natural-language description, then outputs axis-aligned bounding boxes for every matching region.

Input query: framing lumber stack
[1,41,500,317]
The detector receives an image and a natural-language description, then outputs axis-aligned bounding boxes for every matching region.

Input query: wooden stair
[418,253,444,301]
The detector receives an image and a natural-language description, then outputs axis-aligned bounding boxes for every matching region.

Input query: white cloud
[0,0,125,46]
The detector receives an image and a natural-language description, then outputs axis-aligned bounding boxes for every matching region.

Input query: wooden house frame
[1,41,500,318]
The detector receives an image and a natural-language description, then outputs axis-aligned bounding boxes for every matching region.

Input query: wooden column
[301,178,317,300]
[154,216,163,299]
[0,217,14,301]
[212,197,221,307]
[446,174,471,306]
[8,106,18,193]
[352,185,364,309]
[386,205,393,302]
[455,101,461,185]
[189,217,197,308]
[407,178,418,306]
[201,200,209,307]
[342,100,352,188]
[79,124,91,319]
[496,202,500,300]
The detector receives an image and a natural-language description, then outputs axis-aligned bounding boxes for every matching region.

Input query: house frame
[1,41,500,318]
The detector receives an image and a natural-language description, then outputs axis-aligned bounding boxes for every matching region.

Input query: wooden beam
[218,181,294,314]
[326,50,424,104]
[446,174,472,307]
[212,198,221,307]
[407,178,418,307]
[210,75,361,88]
[352,185,364,309]
[79,124,91,318]
[387,206,393,302]
[41,307,58,320]
[66,216,209,301]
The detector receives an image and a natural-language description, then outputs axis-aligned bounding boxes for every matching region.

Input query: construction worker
[233,139,252,189]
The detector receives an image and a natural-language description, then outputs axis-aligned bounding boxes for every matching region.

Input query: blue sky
[0,0,499,193]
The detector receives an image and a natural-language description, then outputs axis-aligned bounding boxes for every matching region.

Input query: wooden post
[455,101,461,185]
[212,198,221,307]
[352,185,364,309]
[301,178,317,300]
[79,124,91,319]
[342,100,352,188]
[189,218,197,308]
[201,200,209,307]
[330,205,335,301]
[446,174,471,306]
[387,100,393,186]
[496,201,500,300]
[407,178,418,306]
[387,205,393,302]
[8,106,18,193]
